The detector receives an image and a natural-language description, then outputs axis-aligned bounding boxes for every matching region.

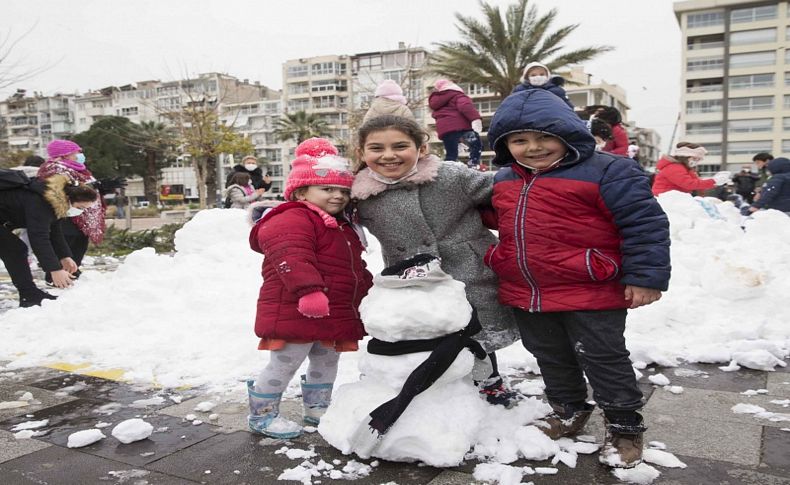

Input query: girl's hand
[624,285,662,309]
[60,257,78,274]
[297,291,330,318]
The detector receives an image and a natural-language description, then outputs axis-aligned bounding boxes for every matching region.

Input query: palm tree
[430,0,613,99]
[273,111,330,144]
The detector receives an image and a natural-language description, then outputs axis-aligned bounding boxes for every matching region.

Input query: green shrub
[88,222,185,256]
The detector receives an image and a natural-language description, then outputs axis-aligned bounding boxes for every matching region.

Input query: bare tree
[0,24,56,92]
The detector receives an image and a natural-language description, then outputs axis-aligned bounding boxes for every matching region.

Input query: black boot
[19,287,57,308]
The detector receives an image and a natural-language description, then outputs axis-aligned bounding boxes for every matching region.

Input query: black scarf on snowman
[364,254,487,436]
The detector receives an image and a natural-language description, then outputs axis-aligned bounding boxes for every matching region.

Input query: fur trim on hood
[351,155,443,200]
[42,175,72,218]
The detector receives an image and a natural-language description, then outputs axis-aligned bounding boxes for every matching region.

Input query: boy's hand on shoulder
[624,285,662,309]
[298,291,330,318]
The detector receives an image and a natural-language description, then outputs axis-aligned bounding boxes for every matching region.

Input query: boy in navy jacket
[485,89,670,468]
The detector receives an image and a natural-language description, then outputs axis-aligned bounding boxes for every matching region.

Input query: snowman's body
[318,262,489,467]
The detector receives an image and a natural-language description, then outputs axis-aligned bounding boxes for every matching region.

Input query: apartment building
[0,90,76,154]
[675,0,790,173]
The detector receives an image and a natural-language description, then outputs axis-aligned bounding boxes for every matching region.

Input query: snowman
[318,254,493,467]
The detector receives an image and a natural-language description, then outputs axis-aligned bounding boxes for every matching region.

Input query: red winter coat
[429,89,481,139]
[652,156,715,196]
[602,123,629,156]
[249,201,372,341]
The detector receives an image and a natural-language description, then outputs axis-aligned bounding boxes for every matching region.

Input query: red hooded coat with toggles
[249,201,372,341]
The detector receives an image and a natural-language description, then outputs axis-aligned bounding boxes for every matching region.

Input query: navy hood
[767,157,790,175]
[488,89,595,166]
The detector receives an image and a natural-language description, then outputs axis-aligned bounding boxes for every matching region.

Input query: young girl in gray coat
[351,115,521,407]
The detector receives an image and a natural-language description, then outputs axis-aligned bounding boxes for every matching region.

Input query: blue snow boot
[246,380,302,439]
[300,375,333,426]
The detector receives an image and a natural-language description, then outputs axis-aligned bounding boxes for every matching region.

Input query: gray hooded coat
[351,155,519,352]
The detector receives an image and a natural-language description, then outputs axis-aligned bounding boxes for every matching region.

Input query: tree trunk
[205,155,217,208]
[195,157,208,209]
[143,151,159,204]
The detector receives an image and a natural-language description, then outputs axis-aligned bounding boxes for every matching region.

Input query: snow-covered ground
[1,195,788,391]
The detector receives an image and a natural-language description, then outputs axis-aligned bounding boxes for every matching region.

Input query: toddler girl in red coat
[247,138,373,439]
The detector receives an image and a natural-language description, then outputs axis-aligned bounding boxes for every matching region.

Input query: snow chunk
[731,350,787,371]
[10,419,49,431]
[570,441,600,454]
[275,446,317,460]
[515,426,560,461]
[664,386,684,394]
[112,418,154,444]
[648,374,670,386]
[473,463,524,485]
[535,467,558,474]
[643,449,687,468]
[732,403,766,414]
[612,463,661,483]
[0,400,29,409]
[67,429,105,448]
[741,389,769,396]
[194,401,216,412]
[129,396,165,408]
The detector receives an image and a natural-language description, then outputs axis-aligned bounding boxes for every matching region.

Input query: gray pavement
[0,361,788,484]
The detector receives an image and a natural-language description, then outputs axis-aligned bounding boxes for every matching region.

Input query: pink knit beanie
[433,79,464,93]
[284,138,355,201]
[47,139,82,159]
[375,80,407,105]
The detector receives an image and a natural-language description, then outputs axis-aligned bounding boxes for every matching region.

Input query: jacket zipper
[341,225,360,319]
[514,173,541,312]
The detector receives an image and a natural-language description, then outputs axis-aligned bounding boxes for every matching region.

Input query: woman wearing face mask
[226,156,273,191]
[0,174,97,307]
[652,142,731,196]
[37,140,105,280]
[511,62,574,109]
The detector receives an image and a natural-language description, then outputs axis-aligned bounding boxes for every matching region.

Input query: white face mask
[528,75,548,86]
[244,164,258,171]
[66,206,85,217]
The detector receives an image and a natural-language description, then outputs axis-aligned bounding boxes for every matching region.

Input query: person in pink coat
[652,142,730,196]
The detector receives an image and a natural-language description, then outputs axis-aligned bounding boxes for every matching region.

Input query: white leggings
[254,342,340,395]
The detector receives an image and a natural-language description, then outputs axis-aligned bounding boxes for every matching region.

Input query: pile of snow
[0,196,787,393]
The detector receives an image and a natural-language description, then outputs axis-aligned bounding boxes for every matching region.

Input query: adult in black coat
[225,156,273,191]
[0,175,98,307]
[732,166,760,203]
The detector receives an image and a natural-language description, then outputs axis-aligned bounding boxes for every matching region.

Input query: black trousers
[0,226,36,292]
[515,308,643,413]
[60,219,89,266]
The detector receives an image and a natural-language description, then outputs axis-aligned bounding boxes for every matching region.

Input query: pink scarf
[243,184,254,196]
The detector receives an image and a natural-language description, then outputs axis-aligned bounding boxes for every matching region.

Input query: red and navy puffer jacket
[485,89,671,312]
[249,201,373,341]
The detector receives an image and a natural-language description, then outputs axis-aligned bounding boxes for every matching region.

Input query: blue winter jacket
[511,76,574,110]
[485,89,670,311]
[752,157,790,212]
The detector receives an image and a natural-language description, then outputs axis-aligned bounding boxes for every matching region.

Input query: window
[686,122,722,135]
[466,84,494,95]
[729,51,775,69]
[288,83,309,95]
[312,62,336,76]
[687,56,723,71]
[704,143,722,156]
[383,52,407,69]
[356,55,382,70]
[383,71,404,84]
[287,99,309,112]
[729,73,774,90]
[697,164,722,175]
[262,149,281,162]
[687,78,723,93]
[91,101,105,108]
[313,96,336,109]
[688,11,724,28]
[785,94,790,109]
[311,79,347,92]
[687,34,725,50]
[686,99,722,114]
[786,49,790,64]
[784,117,790,131]
[263,102,279,115]
[730,5,777,23]
[730,28,776,45]
[475,99,502,114]
[787,26,790,41]
[727,140,772,155]
[268,165,283,177]
[286,65,308,78]
[728,96,773,111]
[728,118,773,133]
[120,107,139,116]
[783,140,790,152]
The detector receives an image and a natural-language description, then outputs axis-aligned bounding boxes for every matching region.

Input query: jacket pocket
[585,249,620,282]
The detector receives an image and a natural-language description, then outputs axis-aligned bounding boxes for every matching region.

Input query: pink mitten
[297,291,330,318]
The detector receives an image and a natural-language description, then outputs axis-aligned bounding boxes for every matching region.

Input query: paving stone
[658,454,790,485]
[766,373,790,398]
[0,365,69,387]
[27,373,179,409]
[0,398,219,466]
[644,386,790,428]
[0,429,50,464]
[641,411,762,466]
[762,426,790,474]
[0,384,77,422]
[148,431,444,484]
[655,363,767,393]
[0,445,198,484]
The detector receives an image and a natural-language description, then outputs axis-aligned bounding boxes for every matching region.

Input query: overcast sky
[2,0,681,146]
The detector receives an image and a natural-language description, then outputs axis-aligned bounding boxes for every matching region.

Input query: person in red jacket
[652,142,730,196]
[246,138,373,439]
[429,79,483,167]
[596,107,629,156]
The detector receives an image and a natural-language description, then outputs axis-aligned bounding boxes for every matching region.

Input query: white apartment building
[0,90,76,154]
[675,0,790,173]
